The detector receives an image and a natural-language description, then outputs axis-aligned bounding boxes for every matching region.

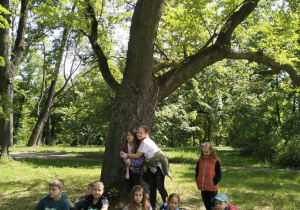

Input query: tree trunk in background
[27,79,57,146]
[27,27,69,147]
[0,0,28,158]
[84,128,92,146]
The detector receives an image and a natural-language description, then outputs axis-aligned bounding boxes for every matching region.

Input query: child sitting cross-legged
[212,193,238,210]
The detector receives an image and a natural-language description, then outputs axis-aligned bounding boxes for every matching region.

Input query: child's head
[126,185,148,209]
[127,129,137,144]
[137,125,150,141]
[213,193,229,210]
[86,183,94,195]
[48,179,64,200]
[91,181,104,200]
[167,193,180,210]
[201,142,220,161]
[124,129,140,153]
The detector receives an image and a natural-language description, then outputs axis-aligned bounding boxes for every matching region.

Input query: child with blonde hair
[80,181,109,210]
[195,142,222,210]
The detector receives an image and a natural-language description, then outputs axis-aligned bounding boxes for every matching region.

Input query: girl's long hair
[124,185,149,210]
[122,129,140,153]
[201,142,221,163]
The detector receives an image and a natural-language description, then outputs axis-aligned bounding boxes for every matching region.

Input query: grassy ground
[1,146,299,209]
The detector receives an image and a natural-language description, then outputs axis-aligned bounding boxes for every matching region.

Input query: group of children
[120,125,237,210]
[36,125,237,210]
[36,179,109,210]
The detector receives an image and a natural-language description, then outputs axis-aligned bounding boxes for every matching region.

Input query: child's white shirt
[138,137,162,173]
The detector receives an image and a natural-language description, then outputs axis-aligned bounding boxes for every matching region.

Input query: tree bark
[0,0,29,158]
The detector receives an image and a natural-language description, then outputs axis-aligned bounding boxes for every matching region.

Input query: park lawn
[1,146,299,209]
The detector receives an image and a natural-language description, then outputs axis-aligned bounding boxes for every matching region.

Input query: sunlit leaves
[0,4,10,29]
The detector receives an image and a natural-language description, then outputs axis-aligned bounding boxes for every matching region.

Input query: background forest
[1,0,300,170]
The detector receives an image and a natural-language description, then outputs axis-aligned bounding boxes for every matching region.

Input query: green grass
[1,146,299,209]
[162,146,270,168]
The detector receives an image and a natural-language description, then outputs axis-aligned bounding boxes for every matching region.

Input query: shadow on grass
[13,157,102,168]
[69,152,104,159]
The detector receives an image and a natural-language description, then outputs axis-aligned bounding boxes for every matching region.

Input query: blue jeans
[148,167,168,209]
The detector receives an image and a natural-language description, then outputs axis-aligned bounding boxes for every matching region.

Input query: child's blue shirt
[159,202,179,210]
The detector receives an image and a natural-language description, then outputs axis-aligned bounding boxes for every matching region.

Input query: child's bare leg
[123,158,131,179]
[125,166,130,179]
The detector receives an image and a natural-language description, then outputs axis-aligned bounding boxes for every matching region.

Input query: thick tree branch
[11,0,29,71]
[157,44,227,102]
[85,2,120,92]
[152,60,180,74]
[157,0,261,102]
[226,49,300,85]
[216,0,260,45]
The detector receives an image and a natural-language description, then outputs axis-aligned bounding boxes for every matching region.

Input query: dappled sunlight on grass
[10,145,105,153]
[13,157,102,168]
[1,146,299,209]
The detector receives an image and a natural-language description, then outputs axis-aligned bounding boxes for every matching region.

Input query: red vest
[196,155,219,191]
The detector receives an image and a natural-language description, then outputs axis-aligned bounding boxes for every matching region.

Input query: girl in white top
[121,125,169,210]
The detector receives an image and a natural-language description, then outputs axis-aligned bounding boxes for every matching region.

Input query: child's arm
[68,199,74,208]
[121,151,143,159]
[195,160,199,179]
[213,160,222,185]
[126,151,143,159]
[101,204,108,210]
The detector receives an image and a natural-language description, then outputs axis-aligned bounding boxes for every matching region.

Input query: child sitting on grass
[212,193,238,210]
[36,178,70,210]
[80,181,109,210]
[69,182,93,210]
[123,185,152,210]
[159,193,180,210]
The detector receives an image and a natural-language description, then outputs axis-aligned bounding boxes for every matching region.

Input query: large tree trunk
[97,0,163,201]
[0,0,28,158]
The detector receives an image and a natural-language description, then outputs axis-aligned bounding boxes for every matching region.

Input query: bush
[273,136,300,168]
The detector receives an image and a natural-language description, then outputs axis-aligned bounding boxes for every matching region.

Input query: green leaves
[0,4,10,29]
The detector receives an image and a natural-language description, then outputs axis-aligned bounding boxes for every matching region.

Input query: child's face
[49,186,62,201]
[127,132,135,144]
[202,147,211,156]
[86,186,93,195]
[215,199,228,210]
[137,128,148,141]
[168,197,179,210]
[92,184,104,200]
[134,190,143,204]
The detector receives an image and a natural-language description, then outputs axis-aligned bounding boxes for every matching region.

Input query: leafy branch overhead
[84,0,300,101]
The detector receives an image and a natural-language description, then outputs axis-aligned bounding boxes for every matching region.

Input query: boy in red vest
[212,193,238,210]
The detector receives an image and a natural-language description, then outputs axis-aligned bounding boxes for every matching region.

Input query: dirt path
[10,152,300,172]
